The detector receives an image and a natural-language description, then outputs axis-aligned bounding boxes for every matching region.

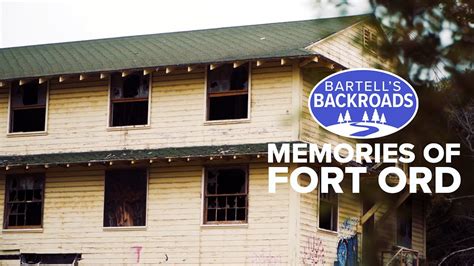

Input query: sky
[0,0,371,48]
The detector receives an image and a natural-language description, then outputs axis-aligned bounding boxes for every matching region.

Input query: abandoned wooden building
[0,14,426,265]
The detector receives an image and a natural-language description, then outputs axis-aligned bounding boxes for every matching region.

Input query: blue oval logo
[308,68,418,139]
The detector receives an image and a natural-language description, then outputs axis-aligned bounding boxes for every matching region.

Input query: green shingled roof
[0,142,371,169]
[0,143,274,167]
[0,14,371,80]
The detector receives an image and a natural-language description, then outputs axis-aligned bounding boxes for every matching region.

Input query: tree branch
[438,247,474,265]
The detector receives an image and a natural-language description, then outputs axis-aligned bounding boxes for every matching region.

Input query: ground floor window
[204,166,248,224]
[104,169,147,227]
[4,174,44,229]
[20,253,81,265]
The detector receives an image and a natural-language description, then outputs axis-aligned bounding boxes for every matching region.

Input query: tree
[371,109,379,123]
[380,113,386,124]
[344,110,351,123]
[337,113,344,124]
[311,0,474,262]
[362,111,369,123]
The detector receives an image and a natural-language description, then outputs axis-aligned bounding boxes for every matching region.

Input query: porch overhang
[0,142,276,170]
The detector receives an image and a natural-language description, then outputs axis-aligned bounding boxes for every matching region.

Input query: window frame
[204,63,252,123]
[3,174,45,229]
[102,168,149,229]
[107,72,152,129]
[317,185,339,233]
[7,81,49,136]
[202,165,249,225]
[362,27,378,54]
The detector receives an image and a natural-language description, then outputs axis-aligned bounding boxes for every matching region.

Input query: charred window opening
[10,82,47,133]
[4,175,44,229]
[207,63,249,120]
[204,166,248,224]
[110,73,150,127]
[104,169,147,227]
[20,253,81,265]
[319,186,338,231]
[397,198,412,248]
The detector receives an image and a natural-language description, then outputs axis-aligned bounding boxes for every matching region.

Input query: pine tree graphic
[371,109,380,123]
[344,110,351,123]
[362,111,369,123]
[380,113,387,124]
[337,113,344,124]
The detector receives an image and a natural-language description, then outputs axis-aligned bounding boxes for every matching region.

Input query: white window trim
[6,81,50,136]
[2,228,44,233]
[203,62,252,123]
[106,72,153,129]
[102,167,149,229]
[316,185,340,233]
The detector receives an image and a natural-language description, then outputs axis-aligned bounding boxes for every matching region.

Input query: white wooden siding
[0,162,290,265]
[0,62,295,155]
[308,21,396,70]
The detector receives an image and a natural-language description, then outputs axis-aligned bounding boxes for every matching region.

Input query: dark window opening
[104,169,147,227]
[397,198,412,248]
[4,175,44,229]
[110,73,150,127]
[12,108,46,133]
[319,187,338,231]
[207,63,249,121]
[204,166,248,224]
[20,253,81,265]
[111,101,148,126]
[21,83,39,105]
[208,95,248,120]
[10,82,47,133]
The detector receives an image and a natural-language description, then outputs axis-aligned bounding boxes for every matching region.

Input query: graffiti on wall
[339,217,359,240]
[336,217,360,266]
[131,246,143,263]
[248,248,282,265]
[302,235,326,265]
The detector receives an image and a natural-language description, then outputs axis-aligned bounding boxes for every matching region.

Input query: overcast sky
[0,0,371,48]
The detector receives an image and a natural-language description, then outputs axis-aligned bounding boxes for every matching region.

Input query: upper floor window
[110,73,150,127]
[319,186,338,231]
[207,63,249,121]
[363,27,378,54]
[4,174,44,229]
[104,169,147,227]
[204,166,248,224]
[9,81,48,133]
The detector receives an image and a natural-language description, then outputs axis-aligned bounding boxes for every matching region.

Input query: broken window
[4,175,44,229]
[319,186,338,231]
[397,198,412,248]
[207,63,249,120]
[110,73,150,127]
[20,253,81,265]
[204,166,248,224]
[104,169,147,227]
[363,27,378,54]
[9,81,47,133]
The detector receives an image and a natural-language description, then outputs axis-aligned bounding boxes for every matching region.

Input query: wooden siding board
[0,64,296,155]
[0,163,291,265]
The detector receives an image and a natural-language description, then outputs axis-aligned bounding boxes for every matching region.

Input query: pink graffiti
[131,246,143,263]
[302,235,325,265]
[249,249,282,265]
